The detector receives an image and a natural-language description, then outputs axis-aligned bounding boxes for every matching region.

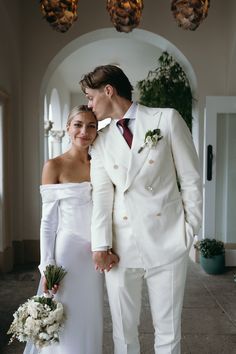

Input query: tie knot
[117,118,129,128]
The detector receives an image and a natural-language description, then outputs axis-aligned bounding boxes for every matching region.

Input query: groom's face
[85,87,112,121]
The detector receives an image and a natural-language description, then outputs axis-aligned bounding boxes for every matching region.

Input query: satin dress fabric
[23,183,104,354]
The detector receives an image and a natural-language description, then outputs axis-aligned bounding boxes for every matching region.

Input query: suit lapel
[107,119,131,169]
[125,105,162,191]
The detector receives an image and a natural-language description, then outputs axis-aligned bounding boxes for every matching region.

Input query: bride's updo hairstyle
[66,105,97,128]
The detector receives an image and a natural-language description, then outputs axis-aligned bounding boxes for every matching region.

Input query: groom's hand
[93,251,109,272]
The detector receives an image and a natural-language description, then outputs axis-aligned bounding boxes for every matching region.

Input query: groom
[80,65,202,354]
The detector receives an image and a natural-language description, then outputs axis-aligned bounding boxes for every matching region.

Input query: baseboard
[190,243,236,266]
[0,246,14,272]
[13,240,40,265]
[225,250,236,266]
[0,240,40,272]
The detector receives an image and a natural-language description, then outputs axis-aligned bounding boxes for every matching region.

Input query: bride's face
[67,112,97,148]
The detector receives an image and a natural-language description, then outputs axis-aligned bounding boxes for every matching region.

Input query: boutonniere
[138,128,163,153]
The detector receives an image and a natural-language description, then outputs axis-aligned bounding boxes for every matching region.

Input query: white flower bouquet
[7,265,67,349]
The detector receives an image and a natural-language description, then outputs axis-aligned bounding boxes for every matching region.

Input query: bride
[24,105,118,354]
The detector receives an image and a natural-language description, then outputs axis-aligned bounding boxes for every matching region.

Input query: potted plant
[137,51,194,131]
[194,238,225,274]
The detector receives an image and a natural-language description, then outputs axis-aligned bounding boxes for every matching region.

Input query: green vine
[137,51,194,131]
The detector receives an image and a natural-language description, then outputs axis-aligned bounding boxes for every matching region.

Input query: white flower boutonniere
[138,128,163,153]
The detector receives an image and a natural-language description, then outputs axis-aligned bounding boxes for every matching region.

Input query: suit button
[148,159,155,164]
[156,213,162,217]
[123,216,128,220]
[113,164,119,169]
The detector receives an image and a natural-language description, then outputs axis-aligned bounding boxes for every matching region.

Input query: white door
[203,96,236,265]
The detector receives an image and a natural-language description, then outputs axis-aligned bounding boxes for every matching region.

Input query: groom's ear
[104,84,114,97]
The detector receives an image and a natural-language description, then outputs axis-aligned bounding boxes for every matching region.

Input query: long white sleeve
[90,143,114,251]
[168,109,202,235]
[38,197,59,275]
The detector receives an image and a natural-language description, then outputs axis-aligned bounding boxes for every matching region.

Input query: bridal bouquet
[7,265,67,349]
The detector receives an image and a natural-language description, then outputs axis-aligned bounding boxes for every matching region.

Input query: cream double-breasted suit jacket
[90,104,202,268]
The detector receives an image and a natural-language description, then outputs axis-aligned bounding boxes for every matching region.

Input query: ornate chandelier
[106,0,144,33]
[39,0,79,33]
[171,0,210,31]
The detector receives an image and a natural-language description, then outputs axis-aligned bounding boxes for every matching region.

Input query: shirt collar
[113,102,138,125]
[123,102,138,120]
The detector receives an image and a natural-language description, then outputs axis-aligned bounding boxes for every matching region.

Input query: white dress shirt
[116,101,137,134]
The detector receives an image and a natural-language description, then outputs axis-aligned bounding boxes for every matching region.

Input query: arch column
[44,120,53,162]
[50,130,65,158]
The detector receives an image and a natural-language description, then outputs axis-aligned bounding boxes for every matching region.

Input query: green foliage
[34,295,57,310]
[137,51,194,131]
[144,129,161,141]
[194,238,225,258]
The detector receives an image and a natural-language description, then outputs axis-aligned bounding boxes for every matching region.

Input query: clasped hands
[93,249,119,272]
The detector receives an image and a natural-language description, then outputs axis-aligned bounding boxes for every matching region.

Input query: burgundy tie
[117,119,133,148]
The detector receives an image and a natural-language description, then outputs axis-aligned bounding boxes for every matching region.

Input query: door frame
[203,96,236,265]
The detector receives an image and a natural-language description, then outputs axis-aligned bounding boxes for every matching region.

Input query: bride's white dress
[24,182,104,354]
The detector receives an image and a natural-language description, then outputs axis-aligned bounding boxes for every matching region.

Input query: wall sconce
[39,0,79,33]
[171,0,210,31]
[106,0,144,33]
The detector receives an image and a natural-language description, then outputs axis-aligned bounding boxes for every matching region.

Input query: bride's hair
[66,105,96,127]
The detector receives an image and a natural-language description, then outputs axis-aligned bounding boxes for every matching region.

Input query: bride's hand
[42,276,59,294]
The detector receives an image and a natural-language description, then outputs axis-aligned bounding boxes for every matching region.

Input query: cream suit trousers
[105,255,188,354]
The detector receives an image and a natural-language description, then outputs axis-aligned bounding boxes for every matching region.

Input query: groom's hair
[80,65,133,101]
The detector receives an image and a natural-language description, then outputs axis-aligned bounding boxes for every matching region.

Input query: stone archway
[39,28,199,163]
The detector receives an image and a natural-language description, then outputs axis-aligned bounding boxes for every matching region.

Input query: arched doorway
[39,28,199,164]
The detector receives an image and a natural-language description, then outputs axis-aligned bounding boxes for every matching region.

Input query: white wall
[227,0,236,93]
[0,1,23,252]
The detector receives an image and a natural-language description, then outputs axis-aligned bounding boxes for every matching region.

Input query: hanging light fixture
[106,0,144,33]
[39,0,79,33]
[171,0,210,31]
